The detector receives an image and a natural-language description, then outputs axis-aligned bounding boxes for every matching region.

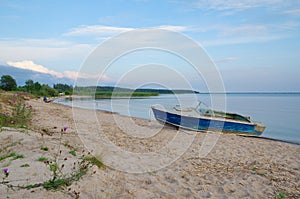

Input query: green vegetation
[41,153,101,191]
[73,85,199,99]
[0,152,24,162]
[0,75,73,97]
[53,83,73,95]
[84,155,105,169]
[275,192,286,199]
[69,150,76,156]
[1,74,199,99]
[20,163,30,167]
[0,75,74,128]
[1,74,199,102]
[13,154,24,159]
[49,163,58,172]
[26,183,42,189]
[42,168,87,191]
[0,75,17,91]
[95,91,159,98]
[0,92,32,128]
[17,79,59,97]
[37,156,49,162]
[251,167,258,171]
[74,85,198,96]
[40,146,49,151]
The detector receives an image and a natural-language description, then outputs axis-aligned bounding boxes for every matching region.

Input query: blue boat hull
[152,107,263,136]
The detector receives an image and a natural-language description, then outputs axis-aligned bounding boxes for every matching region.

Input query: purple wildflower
[3,168,9,177]
[63,126,68,131]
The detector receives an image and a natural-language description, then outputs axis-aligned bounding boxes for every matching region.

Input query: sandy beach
[0,98,299,198]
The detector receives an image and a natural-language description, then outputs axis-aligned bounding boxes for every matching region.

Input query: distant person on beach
[43,96,52,103]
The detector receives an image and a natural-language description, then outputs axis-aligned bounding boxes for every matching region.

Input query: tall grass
[0,92,31,128]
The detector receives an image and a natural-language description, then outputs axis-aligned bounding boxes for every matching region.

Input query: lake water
[55,93,300,144]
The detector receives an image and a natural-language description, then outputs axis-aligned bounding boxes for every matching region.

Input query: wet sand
[0,98,299,198]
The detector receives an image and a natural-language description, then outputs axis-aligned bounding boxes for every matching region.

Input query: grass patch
[49,163,58,172]
[0,152,17,161]
[12,154,24,160]
[20,163,30,167]
[0,152,24,161]
[251,167,258,171]
[69,150,76,156]
[41,158,90,190]
[37,156,48,162]
[26,183,42,189]
[275,192,286,199]
[0,92,32,128]
[40,146,49,151]
[42,178,70,190]
[41,166,89,190]
[84,156,105,169]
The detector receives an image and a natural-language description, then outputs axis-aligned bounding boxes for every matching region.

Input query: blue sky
[0,0,299,91]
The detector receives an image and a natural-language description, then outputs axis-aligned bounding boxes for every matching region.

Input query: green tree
[25,79,34,92]
[24,79,42,94]
[33,82,42,92]
[53,83,73,95]
[40,84,58,97]
[0,75,17,91]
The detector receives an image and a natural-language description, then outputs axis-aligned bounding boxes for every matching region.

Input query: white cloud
[7,60,64,78]
[0,38,94,66]
[219,25,267,37]
[202,34,284,46]
[196,24,285,46]
[64,25,134,36]
[282,8,300,16]
[6,60,111,81]
[64,25,189,36]
[191,0,284,11]
[155,25,189,32]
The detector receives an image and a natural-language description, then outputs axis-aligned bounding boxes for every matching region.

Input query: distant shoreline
[199,92,300,94]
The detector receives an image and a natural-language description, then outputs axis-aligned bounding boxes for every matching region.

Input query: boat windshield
[196,102,214,117]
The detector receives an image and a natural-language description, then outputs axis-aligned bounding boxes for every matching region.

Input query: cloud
[197,24,285,46]
[202,34,284,46]
[0,38,94,66]
[282,8,300,16]
[190,0,285,11]
[7,60,64,78]
[214,57,239,63]
[64,25,189,36]
[155,25,189,32]
[64,25,134,36]
[6,60,111,81]
[219,25,267,37]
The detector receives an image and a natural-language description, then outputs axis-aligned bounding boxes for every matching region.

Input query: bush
[0,75,17,91]
[0,92,31,128]
[40,85,58,97]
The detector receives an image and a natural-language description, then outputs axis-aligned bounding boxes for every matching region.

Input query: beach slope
[0,98,299,198]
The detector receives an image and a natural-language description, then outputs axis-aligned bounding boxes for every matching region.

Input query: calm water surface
[55,93,300,144]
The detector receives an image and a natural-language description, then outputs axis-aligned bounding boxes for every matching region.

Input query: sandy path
[0,98,299,198]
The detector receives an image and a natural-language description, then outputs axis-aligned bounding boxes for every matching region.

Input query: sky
[0,0,300,92]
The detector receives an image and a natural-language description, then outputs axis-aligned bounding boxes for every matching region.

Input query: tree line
[0,75,73,97]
